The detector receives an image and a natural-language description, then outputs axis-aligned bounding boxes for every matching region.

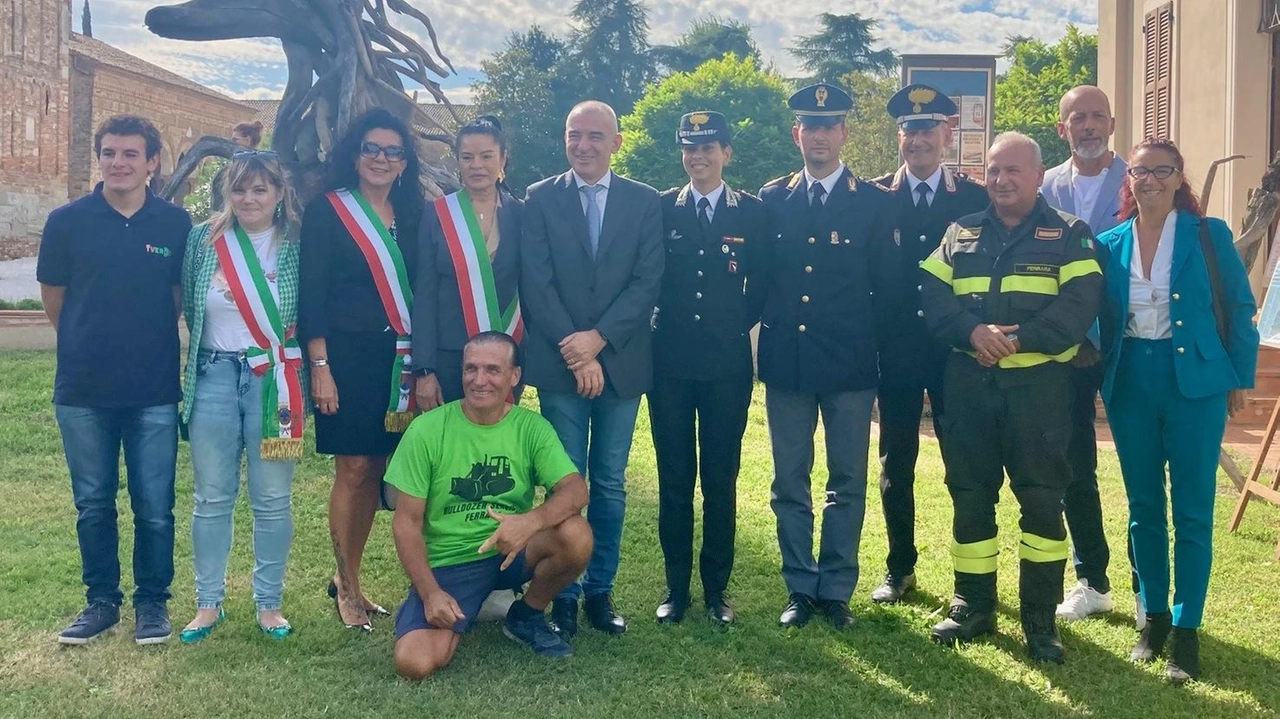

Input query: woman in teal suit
[1097,138,1258,684]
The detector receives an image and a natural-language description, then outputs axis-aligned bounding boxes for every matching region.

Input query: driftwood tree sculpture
[145,0,460,205]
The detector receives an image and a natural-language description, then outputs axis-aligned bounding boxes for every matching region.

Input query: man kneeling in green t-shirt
[388,331,592,680]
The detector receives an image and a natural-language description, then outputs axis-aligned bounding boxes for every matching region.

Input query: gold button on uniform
[801,295,810,303]
[805,265,813,273]
[808,237,816,244]
[695,292,702,299]
[798,324,806,332]
[917,310,924,317]
[697,249,705,256]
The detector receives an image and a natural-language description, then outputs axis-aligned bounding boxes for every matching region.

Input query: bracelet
[311,358,329,367]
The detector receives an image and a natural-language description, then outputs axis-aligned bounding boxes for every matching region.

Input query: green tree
[789,13,897,83]
[994,24,1098,168]
[838,72,899,178]
[615,54,795,194]
[473,26,578,194]
[568,0,655,116]
[651,16,761,75]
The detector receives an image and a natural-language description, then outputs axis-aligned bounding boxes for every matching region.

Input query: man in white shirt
[1040,85,1128,624]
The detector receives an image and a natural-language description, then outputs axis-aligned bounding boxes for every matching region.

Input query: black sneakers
[134,602,172,645]
[504,607,574,659]
[58,602,120,645]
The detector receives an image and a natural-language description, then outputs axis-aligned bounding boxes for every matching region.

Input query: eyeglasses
[232,149,279,159]
[1126,165,1178,180]
[360,141,406,161]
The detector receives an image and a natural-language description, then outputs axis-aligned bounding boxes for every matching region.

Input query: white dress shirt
[1126,210,1177,340]
[573,169,613,217]
[905,166,942,206]
[690,182,725,223]
[803,163,846,203]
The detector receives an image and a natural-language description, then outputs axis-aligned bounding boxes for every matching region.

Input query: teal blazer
[1096,212,1259,403]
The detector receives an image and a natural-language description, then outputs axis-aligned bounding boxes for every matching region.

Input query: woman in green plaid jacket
[178,151,305,643]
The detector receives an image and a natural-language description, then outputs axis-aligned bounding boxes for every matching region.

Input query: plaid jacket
[180,221,305,425]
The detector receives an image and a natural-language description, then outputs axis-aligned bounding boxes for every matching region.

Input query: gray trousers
[765,385,875,602]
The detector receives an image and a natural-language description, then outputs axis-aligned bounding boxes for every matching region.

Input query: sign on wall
[900,55,998,182]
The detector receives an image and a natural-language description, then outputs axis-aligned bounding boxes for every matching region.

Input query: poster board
[900,55,998,183]
[1256,247,1280,348]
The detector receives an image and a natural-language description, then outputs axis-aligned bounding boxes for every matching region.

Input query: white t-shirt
[201,226,281,352]
[1071,166,1109,226]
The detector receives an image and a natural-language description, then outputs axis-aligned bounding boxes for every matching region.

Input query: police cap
[788,83,852,126]
[887,84,957,131]
[677,111,732,146]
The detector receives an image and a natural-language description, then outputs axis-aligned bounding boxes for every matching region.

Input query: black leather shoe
[870,573,916,604]
[779,593,815,628]
[1022,606,1066,664]
[549,598,578,639]
[656,592,689,624]
[822,600,857,630]
[584,592,627,635]
[1131,611,1172,662]
[704,593,735,626]
[1166,627,1200,684]
[931,603,997,646]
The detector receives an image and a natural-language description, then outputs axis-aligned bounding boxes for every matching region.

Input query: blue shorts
[394,553,531,639]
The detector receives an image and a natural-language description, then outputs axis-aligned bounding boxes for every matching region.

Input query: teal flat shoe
[259,622,293,640]
[179,608,225,644]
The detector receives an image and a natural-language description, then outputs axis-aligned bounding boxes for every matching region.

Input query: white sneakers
[1134,591,1147,630]
[1055,580,1116,621]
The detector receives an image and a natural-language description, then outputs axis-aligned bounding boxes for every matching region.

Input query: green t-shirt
[386,401,578,569]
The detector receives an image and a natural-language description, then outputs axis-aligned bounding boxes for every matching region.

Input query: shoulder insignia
[890,165,907,192]
[871,180,892,192]
[724,185,739,208]
[786,172,803,190]
[763,173,793,189]
[941,165,957,193]
[847,176,859,192]
[1082,236,1095,251]
[674,184,692,207]
[1034,227,1063,241]
[956,226,982,242]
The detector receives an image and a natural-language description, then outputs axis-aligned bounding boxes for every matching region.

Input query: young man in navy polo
[38,115,192,645]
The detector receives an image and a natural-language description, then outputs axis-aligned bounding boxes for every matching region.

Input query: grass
[1,348,1279,718]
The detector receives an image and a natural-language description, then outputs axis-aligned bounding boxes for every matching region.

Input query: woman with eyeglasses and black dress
[1096,138,1258,683]
[299,108,424,632]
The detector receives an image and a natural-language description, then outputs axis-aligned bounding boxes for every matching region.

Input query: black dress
[299,191,419,456]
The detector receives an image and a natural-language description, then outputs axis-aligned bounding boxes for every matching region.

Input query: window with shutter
[1142,3,1174,140]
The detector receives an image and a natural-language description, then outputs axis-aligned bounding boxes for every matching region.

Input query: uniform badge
[668,230,682,240]
[1034,227,1063,241]
[722,236,745,244]
[728,259,739,274]
[893,229,901,246]
[830,231,840,245]
[847,177,858,192]
[956,227,982,242]
[721,244,730,254]
[815,85,828,107]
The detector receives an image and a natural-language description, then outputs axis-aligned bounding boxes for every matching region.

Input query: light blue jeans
[188,349,296,611]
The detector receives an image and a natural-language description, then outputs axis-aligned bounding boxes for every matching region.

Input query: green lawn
[2,349,1279,718]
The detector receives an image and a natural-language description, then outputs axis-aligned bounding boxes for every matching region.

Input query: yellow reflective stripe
[1059,258,1102,285]
[1000,275,1059,295]
[963,345,1080,368]
[921,256,953,284]
[953,276,991,295]
[1019,533,1069,563]
[952,538,999,574]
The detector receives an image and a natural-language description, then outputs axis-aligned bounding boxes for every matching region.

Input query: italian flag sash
[435,190,524,341]
[326,188,416,432]
[212,226,305,460]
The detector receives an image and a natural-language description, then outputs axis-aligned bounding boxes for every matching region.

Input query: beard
[1072,138,1109,160]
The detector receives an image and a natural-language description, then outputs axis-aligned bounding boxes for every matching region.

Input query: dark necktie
[915,182,932,208]
[697,196,712,232]
[810,182,827,209]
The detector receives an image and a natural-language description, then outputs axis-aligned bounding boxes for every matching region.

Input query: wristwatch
[412,367,434,377]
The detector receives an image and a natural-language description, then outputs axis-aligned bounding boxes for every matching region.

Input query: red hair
[1118,137,1203,221]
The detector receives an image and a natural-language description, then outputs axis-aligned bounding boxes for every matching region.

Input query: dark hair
[1118,137,1203,221]
[233,120,264,148]
[455,115,510,193]
[326,108,423,228]
[464,331,522,369]
[94,115,163,160]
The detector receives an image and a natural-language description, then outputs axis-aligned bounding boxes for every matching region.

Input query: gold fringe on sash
[260,437,304,461]
[385,411,414,433]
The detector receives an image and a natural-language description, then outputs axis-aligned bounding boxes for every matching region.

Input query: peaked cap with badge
[788,83,853,126]
[677,111,733,146]
[887,84,957,131]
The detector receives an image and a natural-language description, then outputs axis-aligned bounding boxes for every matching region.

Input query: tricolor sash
[327,188,416,432]
[213,225,305,460]
[435,190,524,342]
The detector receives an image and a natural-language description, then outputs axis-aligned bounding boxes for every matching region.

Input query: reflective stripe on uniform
[1059,258,1102,285]
[1000,275,1058,295]
[1019,532,1069,563]
[961,344,1079,368]
[953,277,991,295]
[951,537,999,574]
[921,256,953,284]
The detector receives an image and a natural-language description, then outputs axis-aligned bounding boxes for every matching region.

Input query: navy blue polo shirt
[36,183,191,408]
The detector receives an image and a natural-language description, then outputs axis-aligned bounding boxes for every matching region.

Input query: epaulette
[764,173,795,189]
[869,180,892,193]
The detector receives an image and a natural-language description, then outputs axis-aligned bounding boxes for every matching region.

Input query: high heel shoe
[328,580,390,618]
[328,581,372,633]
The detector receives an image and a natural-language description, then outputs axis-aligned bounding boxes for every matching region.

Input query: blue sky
[87,0,1098,102]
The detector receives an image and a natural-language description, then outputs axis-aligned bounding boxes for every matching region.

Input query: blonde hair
[205,153,298,242]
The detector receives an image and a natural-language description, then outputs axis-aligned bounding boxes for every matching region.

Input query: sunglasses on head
[232,149,279,160]
[1126,165,1178,180]
[360,141,406,161]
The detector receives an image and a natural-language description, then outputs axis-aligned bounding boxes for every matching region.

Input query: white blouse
[202,226,280,352]
[1125,210,1177,340]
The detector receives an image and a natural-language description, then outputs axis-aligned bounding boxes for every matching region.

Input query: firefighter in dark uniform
[920,132,1102,663]
[868,85,989,605]
[758,83,897,630]
[649,111,769,626]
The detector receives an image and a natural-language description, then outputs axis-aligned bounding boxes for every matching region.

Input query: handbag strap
[1196,217,1231,347]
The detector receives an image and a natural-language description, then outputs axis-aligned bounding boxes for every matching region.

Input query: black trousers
[940,357,1072,611]
[647,373,752,598]
[876,360,945,577]
[1064,360,1113,594]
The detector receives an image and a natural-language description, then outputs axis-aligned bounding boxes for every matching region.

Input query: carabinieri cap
[887,84,957,131]
[788,83,853,126]
[677,111,732,145]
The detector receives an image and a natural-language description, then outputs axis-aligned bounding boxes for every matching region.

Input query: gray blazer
[519,170,664,399]
[1040,153,1128,234]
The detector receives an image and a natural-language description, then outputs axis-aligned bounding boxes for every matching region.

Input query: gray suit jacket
[1040,153,1128,234]
[519,170,664,399]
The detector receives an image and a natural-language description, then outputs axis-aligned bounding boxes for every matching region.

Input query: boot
[931,601,996,647]
[1166,627,1201,684]
[1021,605,1065,664]
[1130,611,1172,662]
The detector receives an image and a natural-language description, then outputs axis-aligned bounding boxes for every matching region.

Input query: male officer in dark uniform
[758,83,896,630]
[869,85,989,604]
[920,131,1102,663]
[650,111,769,626]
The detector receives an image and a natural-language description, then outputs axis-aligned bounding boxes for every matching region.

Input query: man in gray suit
[520,100,664,638]
[1040,85,1127,624]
